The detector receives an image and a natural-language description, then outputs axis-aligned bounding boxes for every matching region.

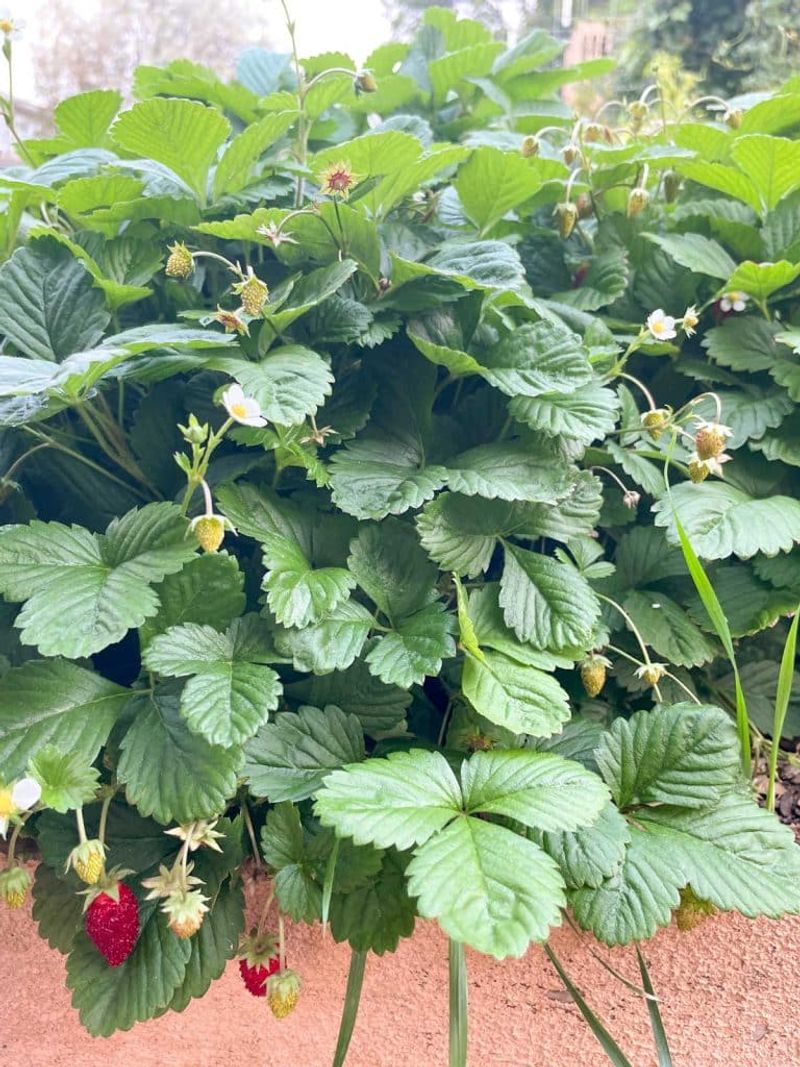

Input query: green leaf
[330,433,447,521]
[260,802,322,922]
[479,320,592,398]
[445,442,574,503]
[54,90,122,147]
[456,147,543,233]
[499,544,600,649]
[330,850,416,954]
[553,250,629,312]
[348,519,437,619]
[429,42,503,105]
[314,130,422,179]
[461,648,571,737]
[117,689,241,824]
[0,659,127,778]
[315,748,462,850]
[570,825,682,945]
[262,537,356,629]
[263,260,358,333]
[66,911,192,1037]
[510,381,619,445]
[142,616,282,747]
[112,98,230,201]
[216,345,333,427]
[730,135,800,212]
[620,590,716,668]
[28,746,100,812]
[286,659,411,735]
[244,704,365,802]
[32,863,84,953]
[642,232,736,280]
[460,749,609,831]
[653,482,800,560]
[407,816,564,958]
[417,494,513,577]
[595,704,741,810]
[139,553,246,648]
[535,801,631,889]
[0,503,198,658]
[213,110,296,198]
[0,240,109,361]
[677,161,761,214]
[703,317,780,373]
[724,259,800,302]
[30,227,152,311]
[274,599,373,674]
[365,601,457,687]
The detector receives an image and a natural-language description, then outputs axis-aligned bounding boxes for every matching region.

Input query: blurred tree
[31,0,269,109]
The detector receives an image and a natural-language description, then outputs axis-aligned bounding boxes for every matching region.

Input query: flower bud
[626,186,650,218]
[521,135,540,158]
[583,122,608,143]
[354,70,378,94]
[663,170,681,203]
[725,108,743,129]
[562,143,579,166]
[555,202,578,240]
[622,489,641,510]
[165,242,194,279]
[628,100,649,123]
[640,408,671,441]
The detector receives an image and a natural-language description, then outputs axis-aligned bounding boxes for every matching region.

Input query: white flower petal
[0,816,7,839]
[12,777,42,810]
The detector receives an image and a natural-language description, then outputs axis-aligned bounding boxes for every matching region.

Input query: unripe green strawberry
[675,887,716,932]
[626,186,649,218]
[555,202,578,240]
[66,838,106,885]
[163,888,209,939]
[0,866,30,909]
[688,457,710,483]
[192,515,226,553]
[640,407,671,441]
[165,242,194,279]
[562,143,579,166]
[267,968,301,1019]
[234,273,269,317]
[627,100,649,123]
[580,656,610,698]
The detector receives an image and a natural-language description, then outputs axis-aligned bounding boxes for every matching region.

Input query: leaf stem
[448,939,468,1067]
[332,949,367,1067]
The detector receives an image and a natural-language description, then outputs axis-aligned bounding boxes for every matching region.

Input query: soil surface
[755,755,800,843]
[2,863,799,1067]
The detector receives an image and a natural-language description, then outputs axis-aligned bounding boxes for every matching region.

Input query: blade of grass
[321,836,340,934]
[673,510,750,775]
[449,939,468,1067]
[332,949,367,1067]
[767,606,800,811]
[636,946,673,1067]
[544,943,635,1067]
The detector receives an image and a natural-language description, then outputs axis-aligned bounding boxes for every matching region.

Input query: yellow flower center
[0,788,15,818]
[651,321,665,335]
[230,402,249,419]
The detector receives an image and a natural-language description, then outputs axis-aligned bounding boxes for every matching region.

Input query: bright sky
[6,0,395,102]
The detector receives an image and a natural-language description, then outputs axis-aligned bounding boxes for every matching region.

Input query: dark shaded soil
[755,752,800,843]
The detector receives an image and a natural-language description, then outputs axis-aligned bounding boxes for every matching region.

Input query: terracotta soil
[2,865,799,1067]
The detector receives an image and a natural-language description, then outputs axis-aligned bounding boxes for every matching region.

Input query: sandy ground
[2,866,799,1067]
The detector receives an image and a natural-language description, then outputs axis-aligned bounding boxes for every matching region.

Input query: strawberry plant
[1,7,800,1062]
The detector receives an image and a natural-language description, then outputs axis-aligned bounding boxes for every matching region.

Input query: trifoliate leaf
[0,503,198,657]
[510,381,619,445]
[216,345,333,426]
[244,704,365,802]
[142,615,282,747]
[416,493,513,577]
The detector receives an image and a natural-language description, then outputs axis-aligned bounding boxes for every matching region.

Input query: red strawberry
[239,955,281,998]
[85,878,140,967]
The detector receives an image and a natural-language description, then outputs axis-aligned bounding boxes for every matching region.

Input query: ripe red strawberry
[239,954,281,997]
[85,879,140,967]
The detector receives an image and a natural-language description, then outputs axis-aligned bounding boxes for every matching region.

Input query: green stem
[97,791,114,847]
[242,800,262,869]
[75,806,88,845]
[448,939,468,1067]
[767,607,800,810]
[332,950,367,1067]
[7,817,25,865]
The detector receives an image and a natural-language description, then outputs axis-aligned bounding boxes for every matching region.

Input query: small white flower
[221,383,267,427]
[681,305,699,336]
[645,309,677,341]
[719,291,748,313]
[635,662,668,686]
[0,777,42,838]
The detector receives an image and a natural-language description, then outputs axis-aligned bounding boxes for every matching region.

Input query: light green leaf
[456,146,544,233]
[142,616,281,747]
[315,749,462,850]
[262,537,355,629]
[730,134,800,212]
[460,749,609,831]
[703,317,780,372]
[365,601,456,687]
[0,659,127,778]
[274,599,374,674]
[499,544,600,649]
[479,320,592,398]
[0,240,109,361]
[244,704,365,802]
[28,746,100,812]
[216,345,333,427]
[407,816,564,957]
[330,433,447,521]
[620,590,716,668]
[117,689,241,824]
[461,648,571,737]
[138,553,245,649]
[112,98,230,201]
[213,110,296,198]
[724,260,800,302]
[29,228,152,311]
[0,503,198,658]
[54,89,122,147]
[677,161,761,214]
[535,802,631,890]
[595,704,741,810]
[428,42,503,104]
[314,130,421,178]
[652,482,800,560]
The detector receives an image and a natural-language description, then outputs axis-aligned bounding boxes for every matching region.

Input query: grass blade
[321,836,340,934]
[636,946,673,1067]
[449,939,468,1067]
[673,510,750,775]
[767,606,800,811]
[332,949,367,1067]
[544,943,634,1067]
